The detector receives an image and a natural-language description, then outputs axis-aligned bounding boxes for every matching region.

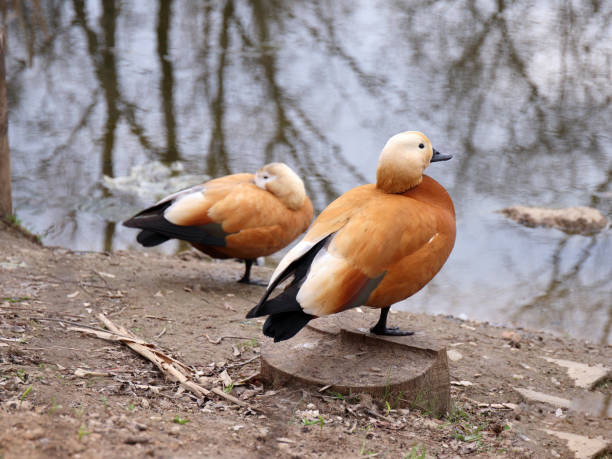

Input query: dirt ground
[0,218,610,458]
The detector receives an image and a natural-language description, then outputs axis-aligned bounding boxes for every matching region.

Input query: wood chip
[276,437,295,444]
[451,380,474,387]
[232,344,241,357]
[74,368,111,378]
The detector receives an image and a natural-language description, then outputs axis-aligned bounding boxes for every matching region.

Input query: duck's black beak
[431,148,453,162]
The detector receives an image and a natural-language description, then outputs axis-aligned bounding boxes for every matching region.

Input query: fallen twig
[225,355,259,369]
[205,334,255,345]
[0,304,87,319]
[144,315,174,321]
[70,313,250,409]
[235,371,261,386]
[35,317,114,334]
[155,326,167,339]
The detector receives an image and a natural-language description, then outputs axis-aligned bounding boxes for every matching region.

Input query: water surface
[4,1,611,343]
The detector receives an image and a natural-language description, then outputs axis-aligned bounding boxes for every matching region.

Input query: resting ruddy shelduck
[246,131,455,341]
[123,163,314,284]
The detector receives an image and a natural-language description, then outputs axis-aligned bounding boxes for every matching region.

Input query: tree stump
[260,310,450,416]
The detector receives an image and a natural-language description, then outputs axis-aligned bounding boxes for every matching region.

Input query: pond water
[4,1,611,344]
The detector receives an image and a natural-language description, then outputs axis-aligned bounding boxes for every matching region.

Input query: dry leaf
[219,369,232,387]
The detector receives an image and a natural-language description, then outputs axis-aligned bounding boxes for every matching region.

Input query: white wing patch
[156,184,206,206]
[268,240,314,286]
[296,247,347,316]
[164,187,208,225]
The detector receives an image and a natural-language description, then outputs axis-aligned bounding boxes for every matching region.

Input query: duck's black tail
[249,284,313,342]
[246,236,332,342]
[136,230,170,247]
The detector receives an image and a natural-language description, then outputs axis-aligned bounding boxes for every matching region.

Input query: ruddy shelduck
[246,132,455,341]
[123,163,314,284]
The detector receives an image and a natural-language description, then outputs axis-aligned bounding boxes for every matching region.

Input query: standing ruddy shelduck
[247,131,455,341]
[123,163,314,284]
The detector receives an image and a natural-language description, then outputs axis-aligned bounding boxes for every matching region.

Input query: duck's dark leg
[237,259,254,284]
[369,306,414,336]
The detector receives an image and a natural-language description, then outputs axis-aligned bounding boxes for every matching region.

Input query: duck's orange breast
[365,175,455,307]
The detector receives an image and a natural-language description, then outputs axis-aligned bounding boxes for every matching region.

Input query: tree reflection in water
[3,0,611,343]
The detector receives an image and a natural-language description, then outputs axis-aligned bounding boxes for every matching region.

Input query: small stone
[502,331,521,347]
[447,349,463,361]
[23,427,45,440]
[543,430,609,459]
[514,388,570,409]
[542,357,610,389]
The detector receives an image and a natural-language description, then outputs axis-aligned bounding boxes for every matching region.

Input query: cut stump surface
[260,310,450,416]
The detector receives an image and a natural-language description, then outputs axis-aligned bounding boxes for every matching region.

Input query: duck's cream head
[254,162,307,210]
[376,131,452,194]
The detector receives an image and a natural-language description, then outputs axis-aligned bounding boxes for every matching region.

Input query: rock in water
[500,206,608,235]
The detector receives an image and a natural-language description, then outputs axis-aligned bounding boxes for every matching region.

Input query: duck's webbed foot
[369,306,414,336]
[237,259,267,286]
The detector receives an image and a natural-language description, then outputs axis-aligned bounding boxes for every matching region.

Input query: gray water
[4,1,611,344]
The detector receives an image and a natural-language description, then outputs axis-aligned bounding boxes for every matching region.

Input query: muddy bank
[0,219,610,458]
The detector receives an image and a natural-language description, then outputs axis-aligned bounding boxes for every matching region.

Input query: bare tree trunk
[0,28,11,217]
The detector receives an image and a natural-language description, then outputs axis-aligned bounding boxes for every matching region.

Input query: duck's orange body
[247,131,456,341]
[299,176,455,315]
[124,163,314,283]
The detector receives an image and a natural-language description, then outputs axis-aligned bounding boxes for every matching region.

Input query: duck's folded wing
[123,182,230,246]
[293,196,441,316]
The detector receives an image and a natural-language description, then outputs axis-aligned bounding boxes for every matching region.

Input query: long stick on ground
[70,313,248,408]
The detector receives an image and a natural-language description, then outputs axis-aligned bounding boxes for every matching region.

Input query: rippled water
[4,1,611,343]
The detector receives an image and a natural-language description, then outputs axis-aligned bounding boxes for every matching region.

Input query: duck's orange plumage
[246,131,456,341]
[123,163,314,283]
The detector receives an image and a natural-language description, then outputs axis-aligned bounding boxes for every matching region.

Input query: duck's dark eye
[418,143,425,149]
[263,175,269,179]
